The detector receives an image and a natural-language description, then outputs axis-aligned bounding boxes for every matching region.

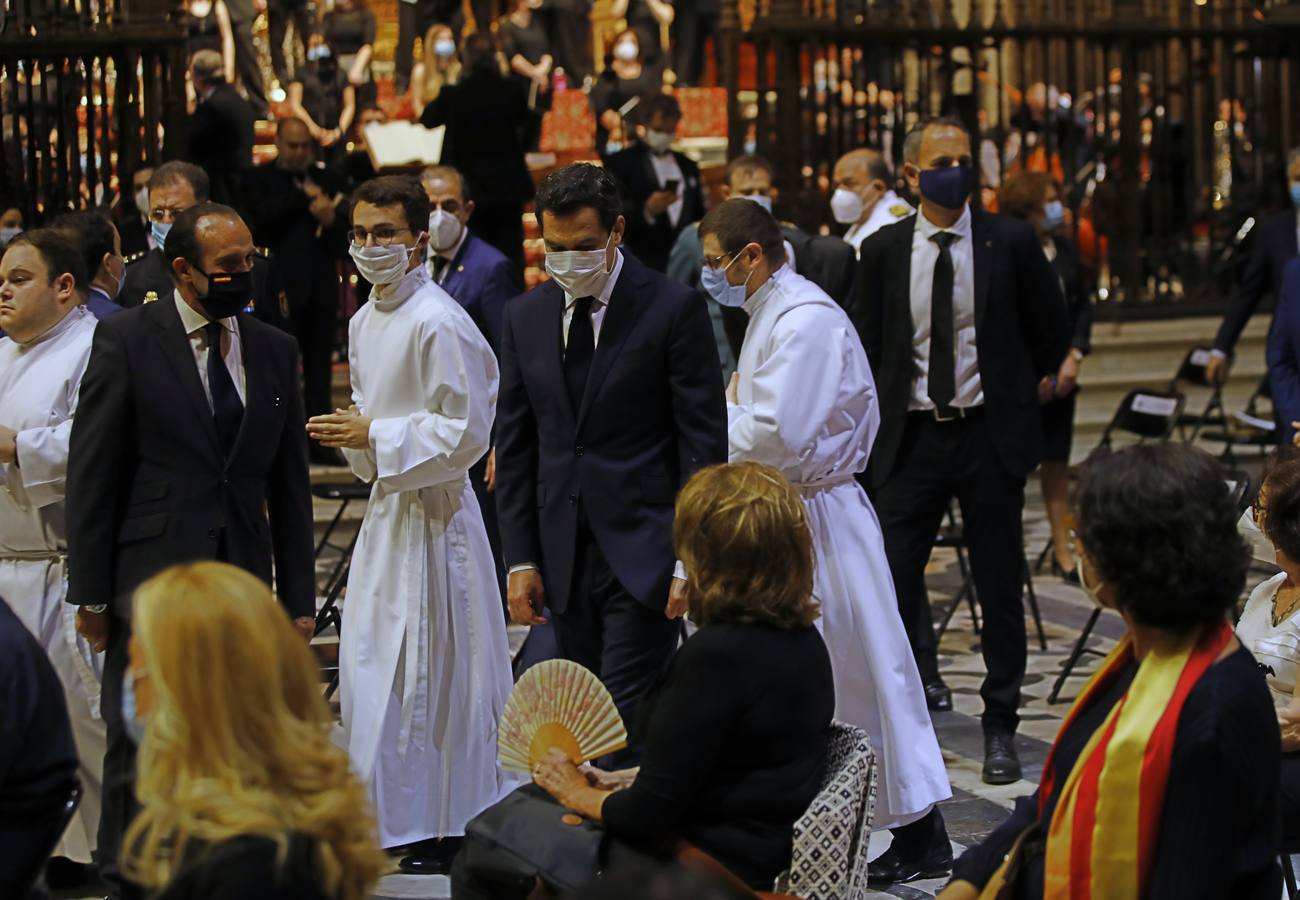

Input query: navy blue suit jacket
[1267,258,1300,444]
[440,231,522,357]
[495,252,727,612]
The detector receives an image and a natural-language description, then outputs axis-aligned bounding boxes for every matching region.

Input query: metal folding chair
[1200,375,1276,467]
[311,481,370,598]
[1168,345,1227,443]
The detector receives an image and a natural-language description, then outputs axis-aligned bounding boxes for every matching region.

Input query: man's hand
[485,448,497,493]
[665,577,689,619]
[309,193,336,228]
[936,881,980,900]
[75,607,109,653]
[645,190,678,218]
[306,408,373,450]
[725,371,740,405]
[0,425,16,465]
[507,568,547,626]
[293,616,316,642]
[1206,353,1229,386]
[1292,422,1300,448]
[1037,375,1055,405]
[1054,351,1081,399]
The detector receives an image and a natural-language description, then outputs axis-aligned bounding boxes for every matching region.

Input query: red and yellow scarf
[981,617,1233,900]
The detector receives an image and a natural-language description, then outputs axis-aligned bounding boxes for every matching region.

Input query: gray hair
[902,115,969,165]
[190,49,225,85]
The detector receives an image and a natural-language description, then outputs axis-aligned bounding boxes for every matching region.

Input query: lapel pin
[144,290,158,303]
[458,265,465,273]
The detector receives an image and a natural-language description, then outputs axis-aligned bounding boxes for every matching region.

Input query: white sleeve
[341,318,379,484]
[368,315,498,494]
[8,347,92,509]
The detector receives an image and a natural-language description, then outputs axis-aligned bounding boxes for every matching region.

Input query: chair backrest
[8,779,82,898]
[775,722,877,900]
[1169,346,1217,390]
[1100,388,1186,447]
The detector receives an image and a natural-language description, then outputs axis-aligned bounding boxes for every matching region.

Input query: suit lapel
[538,282,574,421]
[152,297,222,456]
[971,211,992,330]
[442,235,473,297]
[226,314,260,464]
[576,258,648,431]
[887,218,915,374]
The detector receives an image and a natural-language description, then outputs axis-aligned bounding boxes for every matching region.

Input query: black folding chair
[1047,388,1185,703]
[1168,345,1227,443]
[1200,375,1276,467]
[312,481,370,598]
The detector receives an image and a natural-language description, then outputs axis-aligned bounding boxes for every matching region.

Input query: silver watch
[82,604,108,614]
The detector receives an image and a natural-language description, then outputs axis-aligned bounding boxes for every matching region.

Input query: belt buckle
[932,405,961,423]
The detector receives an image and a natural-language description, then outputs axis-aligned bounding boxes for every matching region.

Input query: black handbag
[454,783,663,899]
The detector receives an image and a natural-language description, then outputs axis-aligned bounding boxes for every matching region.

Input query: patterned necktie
[564,296,595,413]
[928,231,958,410]
[205,321,244,456]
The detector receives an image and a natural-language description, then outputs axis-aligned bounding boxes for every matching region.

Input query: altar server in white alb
[306,176,514,876]
[0,228,105,864]
[697,199,953,884]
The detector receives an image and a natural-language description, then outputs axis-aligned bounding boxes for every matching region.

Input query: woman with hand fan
[460,462,836,895]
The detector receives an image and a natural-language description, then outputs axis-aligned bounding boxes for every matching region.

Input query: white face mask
[1075,553,1107,609]
[545,233,614,297]
[0,226,21,247]
[644,129,675,155]
[613,41,638,62]
[830,186,865,225]
[738,193,773,213]
[110,254,127,298]
[1239,507,1278,566]
[428,209,463,253]
[349,240,419,286]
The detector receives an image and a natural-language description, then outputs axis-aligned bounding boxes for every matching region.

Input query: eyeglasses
[702,252,734,271]
[150,206,188,223]
[349,226,412,246]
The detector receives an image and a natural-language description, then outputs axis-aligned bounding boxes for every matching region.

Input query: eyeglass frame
[349,225,414,247]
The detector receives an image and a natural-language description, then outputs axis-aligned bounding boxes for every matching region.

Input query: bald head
[276,117,315,172]
[832,149,892,226]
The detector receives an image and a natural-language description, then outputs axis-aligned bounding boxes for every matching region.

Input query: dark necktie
[928,231,958,411]
[564,296,595,413]
[205,321,244,456]
[432,255,451,282]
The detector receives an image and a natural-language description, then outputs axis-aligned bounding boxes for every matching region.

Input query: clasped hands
[306,405,372,450]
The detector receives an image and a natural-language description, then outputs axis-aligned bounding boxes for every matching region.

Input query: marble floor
[57,469,1282,899]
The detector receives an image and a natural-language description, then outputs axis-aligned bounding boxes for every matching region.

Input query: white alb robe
[727,265,951,830]
[0,305,105,861]
[340,266,515,847]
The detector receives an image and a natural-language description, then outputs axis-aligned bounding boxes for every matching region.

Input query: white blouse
[1236,572,1300,706]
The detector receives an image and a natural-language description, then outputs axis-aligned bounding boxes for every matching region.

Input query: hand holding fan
[498,660,627,773]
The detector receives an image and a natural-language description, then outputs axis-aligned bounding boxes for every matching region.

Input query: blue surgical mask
[434,38,457,58]
[701,252,753,308]
[739,193,773,214]
[151,220,171,249]
[307,44,331,62]
[122,669,146,745]
[0,226,20,246]
[917,164,976,211]
[1044,199,1065,231]
[1290,182,1300,208]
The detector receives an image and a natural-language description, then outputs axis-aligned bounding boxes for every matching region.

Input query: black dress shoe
[44,856,99,890]
[983,730,1023,784]
[397,853,450,875]
[923,679,953,712]
[867,842,954,886]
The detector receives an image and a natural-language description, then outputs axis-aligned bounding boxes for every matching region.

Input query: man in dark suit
[1207,147,1300,386]
[496,164,727,756]
[243,118,348,450]
[853,117,1067,810]
[122,162,283,323]
[420,32,534,273]
[52,209,126,319]
[421,163,523,600]
[66,203,316,899]
[223,0,269,118]
[605,93,706,273]
[186,50,256,210]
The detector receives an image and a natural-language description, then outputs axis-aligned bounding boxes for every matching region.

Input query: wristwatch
[83,604,108,614]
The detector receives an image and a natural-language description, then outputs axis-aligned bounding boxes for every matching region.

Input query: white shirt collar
[173,290,235,335]
[563,249,625,310]
[742,263,790,316]
[915,202,972,243]
[19,303,90,349]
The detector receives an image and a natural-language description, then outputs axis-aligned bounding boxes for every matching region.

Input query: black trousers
[871,410,1027,733]
[542,7,591,84]
[97,615,142,900]
[267,0,312,87]
[671,10,720,86]
[230,16,269,117]
[285,257,339,421]
[394,0,462,95]
[552,523,679,767]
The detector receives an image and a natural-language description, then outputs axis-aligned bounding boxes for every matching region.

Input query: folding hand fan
[498,659,628,773]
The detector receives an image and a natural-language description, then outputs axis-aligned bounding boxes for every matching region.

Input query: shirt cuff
[508,563,538,575]
[1210,349,1228,360]
[673,560,687,581]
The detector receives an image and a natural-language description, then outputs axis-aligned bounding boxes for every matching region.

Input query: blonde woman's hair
[122,562,389,899]
[420,23,461,104]
[673,462,819,629]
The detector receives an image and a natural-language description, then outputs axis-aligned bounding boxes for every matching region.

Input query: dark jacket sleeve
[494,304,540,568]
[667,289,727,483]
[1268,261,1300,445]
[266,337,316,619]
[1010,221,1069,377]
[65,320,132,610]
[851,233,887,377]
[1215,221,1276,353]
[950,793,1040,889]
[477,257,524,358]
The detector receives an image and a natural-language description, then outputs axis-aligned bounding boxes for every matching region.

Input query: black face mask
[192,266,253,319]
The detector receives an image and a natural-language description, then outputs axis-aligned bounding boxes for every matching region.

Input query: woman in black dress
[288,32,356,167]
[322,0,377,107]
[589,28,663,158]
[998,170,1092,582]
[939,443,1281,900]
[499,0,552,151]
[179,0,234,100]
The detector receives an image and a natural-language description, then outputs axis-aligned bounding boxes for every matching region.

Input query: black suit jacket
[186,83,256,209]
[65,298,315,619]
[495,253,727,611]
[606,144,705,273]
[853,210,1068,489]
[419,73,535,210]
[121,248,285,323]
[1214,209,1300,353]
